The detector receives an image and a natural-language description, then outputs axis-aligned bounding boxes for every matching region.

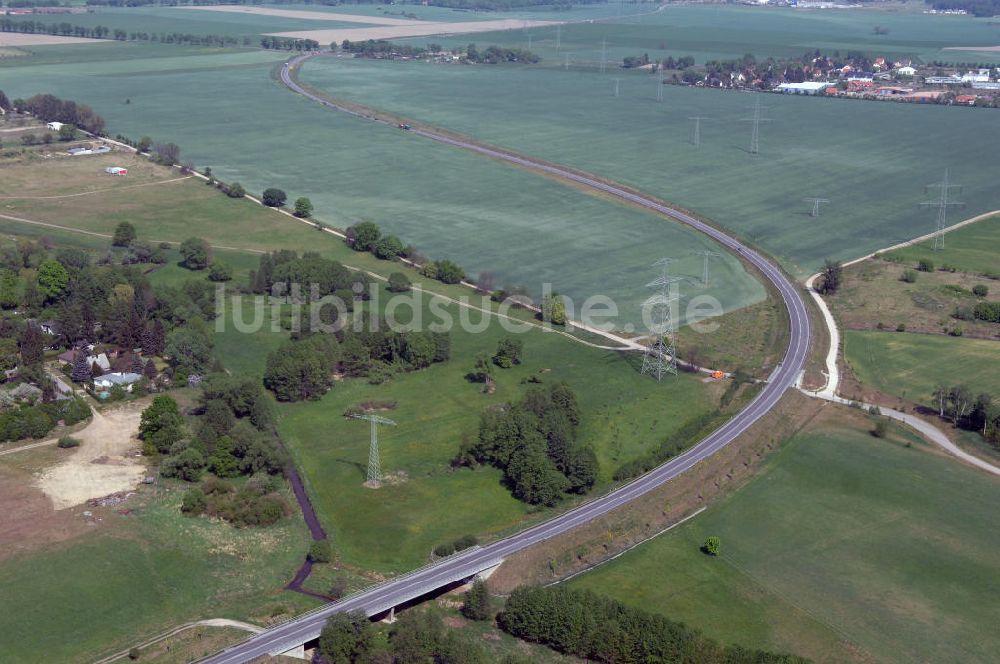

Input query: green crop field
[569,421,1000,664]
[884,213,1000,276]
[296,52,1000,277]
[844,330,1000,403]
[0,482,313,664]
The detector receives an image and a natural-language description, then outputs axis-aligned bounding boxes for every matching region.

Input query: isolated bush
[224,182,245,198]
[896,323,906,332]
[293,197,313,218]
[261,187,287,207]
[112,221,137,247]
[387,272,411,293]
[973,284,989,297]
[57,436,81,448]
[308,539,333,563]
[179,237,212,270]
[208,262,232,282]
[873,420,888,438]
[917,259,935,272]
[703,535,721,556]
[901,269,918,283]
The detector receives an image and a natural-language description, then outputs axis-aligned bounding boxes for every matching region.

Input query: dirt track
[35,401,147,510]
[265,18,557,44]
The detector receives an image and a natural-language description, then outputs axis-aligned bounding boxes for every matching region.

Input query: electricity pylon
[803,197,830,217]
[692,250,722,287]
[641,258,684,380]
[688,116,708,146]
[350,413,397,488]
[921,169,964,251]
[742,95,771,155]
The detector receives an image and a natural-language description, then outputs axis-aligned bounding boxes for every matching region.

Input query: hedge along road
[196,54,812,663]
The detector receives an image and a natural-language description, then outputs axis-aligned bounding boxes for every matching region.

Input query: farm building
[105,167,128,176]
[775,81,829,95]
[46,121,64,131]
[896,66,916,77]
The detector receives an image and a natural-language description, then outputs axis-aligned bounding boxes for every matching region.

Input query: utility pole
[922,169,964,250]
[556,24,561,50]
[803,197,830,217]
[349,413,397,488]
[688,116,708,146]
[564,52,570,70]
[613,78,621,97]
[601,37,607,73]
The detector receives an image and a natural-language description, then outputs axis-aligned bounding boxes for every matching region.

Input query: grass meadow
[0,482,313,664]
[884,213,1000,276]
[568,419,1000,664]
[844,330,1000,403]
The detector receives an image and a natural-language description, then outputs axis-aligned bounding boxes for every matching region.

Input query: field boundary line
[91,618,264,664]
[0,175,190,200]
[545,506,706,586]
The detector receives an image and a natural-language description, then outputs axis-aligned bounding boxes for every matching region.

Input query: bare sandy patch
[266,19,557,44]
[35,401,147,510]
[0,33,101,47]
[179,5,424,26]
[943,45,1000,52]
[0,464,87,561]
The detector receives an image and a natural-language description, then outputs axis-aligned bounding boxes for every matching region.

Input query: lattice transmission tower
[692,250,721,287]
[350,413,397,488]
[641,258,683,381]
[743,95,771,156]
[921,169,964,251]
[688,116,708,146]
[803,197,829,217]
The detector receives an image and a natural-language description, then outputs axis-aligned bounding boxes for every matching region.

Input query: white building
[46,121,64,131]
[775,81,830,95]
[94,372,142,392]
[896,66,916,77]
[962,70,990,83]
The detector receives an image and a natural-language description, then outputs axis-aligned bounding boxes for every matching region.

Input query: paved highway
[199,55,812,663]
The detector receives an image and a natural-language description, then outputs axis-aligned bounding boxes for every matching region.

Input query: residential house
[94,372,142,392]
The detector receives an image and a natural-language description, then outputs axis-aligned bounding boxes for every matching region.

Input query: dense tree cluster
[17,93,105,135]
[498,585,810,664]
[260,36,320,51]
[0,397,90,443]
[250,250,370,302]
[457,383,596,506]
[464,43,539,64]
[319,609,491,664]
[340,38,427,58]
[263,319,451,400]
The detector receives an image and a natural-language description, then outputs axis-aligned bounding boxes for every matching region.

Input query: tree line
[16,93,105,135]
[498,585,810,663]
[454,382,597,506]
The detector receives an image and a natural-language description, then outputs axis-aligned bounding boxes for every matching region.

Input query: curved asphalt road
[199,55,811,663]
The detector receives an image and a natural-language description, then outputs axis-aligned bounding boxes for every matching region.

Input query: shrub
[896,323,906,332]
[972,284,989,297]
[901,269,918,283]
[702,535,721,556]
[308,539,333,563]
[208,262,232,282]
[872,420,888,438]
[917,259,935,272]
[57,436,81,448]
[461,579,492,621]
[224,182,245,198]
[950,325,963,337]
[293,197,313,218]
[387,272,411,293]
[373,234,404,260]
[181,487,207,515]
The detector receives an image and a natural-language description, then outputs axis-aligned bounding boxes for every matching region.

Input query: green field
[296,53,1000,277]
[273,280,720,572]
[0,483,313,664]
[885,213,1000,276]
[844,330,1000,404]
[0,110,765,331]
[569,421,1000,664]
